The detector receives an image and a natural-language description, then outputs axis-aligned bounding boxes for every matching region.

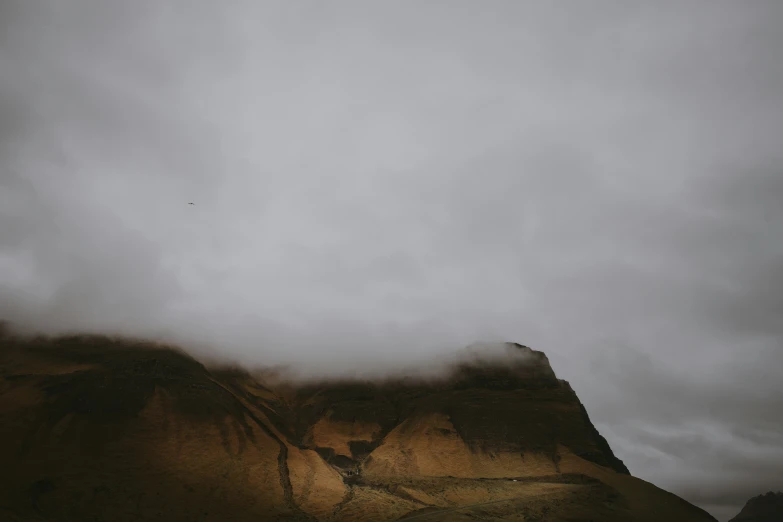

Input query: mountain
[729,492,783,522]
[0,332,717,521]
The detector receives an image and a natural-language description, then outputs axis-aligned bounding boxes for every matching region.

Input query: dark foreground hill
[0,332,717,521]
[729,492,783,522]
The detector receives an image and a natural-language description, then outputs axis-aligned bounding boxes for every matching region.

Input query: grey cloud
[2,2,783,520]
[0,169,183,338]
[698,170,783,338]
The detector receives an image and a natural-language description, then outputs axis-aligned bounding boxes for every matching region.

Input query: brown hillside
[0,333,716,521]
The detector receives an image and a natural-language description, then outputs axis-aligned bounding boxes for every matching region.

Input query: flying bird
[188,202,194,205]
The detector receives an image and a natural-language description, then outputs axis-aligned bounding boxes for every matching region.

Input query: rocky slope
[282,343,629,480]
[729,491,783,522]
[0,332,717,521]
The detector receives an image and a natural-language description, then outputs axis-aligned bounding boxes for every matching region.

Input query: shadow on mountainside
[0,330,716,521]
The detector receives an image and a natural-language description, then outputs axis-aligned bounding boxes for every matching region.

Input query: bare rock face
[0,334,716,521]
[290,342,629,478]
[729,491,783,522]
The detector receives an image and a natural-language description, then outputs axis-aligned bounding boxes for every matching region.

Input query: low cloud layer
[1,2,782,519]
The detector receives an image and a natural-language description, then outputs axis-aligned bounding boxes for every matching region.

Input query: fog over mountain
[1,2,781,520]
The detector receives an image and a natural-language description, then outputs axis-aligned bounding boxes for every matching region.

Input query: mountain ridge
[0,331,716,521]
[729,491,783,522]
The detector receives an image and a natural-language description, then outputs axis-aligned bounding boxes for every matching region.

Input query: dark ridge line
[575,402,630,475]
[205,375,314,521]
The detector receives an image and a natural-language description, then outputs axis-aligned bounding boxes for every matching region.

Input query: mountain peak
[446,341,559,391]
[730,491,783,522]
[0,332,720,521]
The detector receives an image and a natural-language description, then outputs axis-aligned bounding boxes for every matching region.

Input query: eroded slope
[0,334,715,521]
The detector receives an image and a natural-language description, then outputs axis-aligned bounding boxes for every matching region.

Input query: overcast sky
[1,1,782,520]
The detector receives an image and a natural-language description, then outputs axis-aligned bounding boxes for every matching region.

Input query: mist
[1,2,782,519]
